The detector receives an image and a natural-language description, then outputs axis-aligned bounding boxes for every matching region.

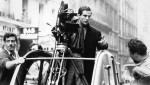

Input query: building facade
[0,0,41,51]
[0,0,31,50]
[118,0,137,64]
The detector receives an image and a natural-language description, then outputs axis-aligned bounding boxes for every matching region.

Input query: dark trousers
[84,60,94,84]
[65,53,83,85]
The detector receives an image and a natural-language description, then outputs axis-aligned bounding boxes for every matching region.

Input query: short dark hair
[78,6,91,15]
[127,38,147,56]
[3,32,18,42]
[30,43,43,50]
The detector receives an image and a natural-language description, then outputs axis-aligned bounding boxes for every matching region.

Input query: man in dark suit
[0,33,25,85]
[65,6,108,85]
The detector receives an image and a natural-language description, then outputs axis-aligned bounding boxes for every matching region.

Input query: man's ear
[134,53,139,58]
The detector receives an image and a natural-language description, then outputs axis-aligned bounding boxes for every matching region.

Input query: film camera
[52,1,79,44]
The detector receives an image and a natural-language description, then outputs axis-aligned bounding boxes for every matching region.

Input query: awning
[89,18,112,33]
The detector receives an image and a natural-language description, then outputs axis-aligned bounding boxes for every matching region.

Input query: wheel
[17,50,52,85]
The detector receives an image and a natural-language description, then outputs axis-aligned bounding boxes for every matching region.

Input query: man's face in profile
[129,52,140,64]
[31,45,38,51]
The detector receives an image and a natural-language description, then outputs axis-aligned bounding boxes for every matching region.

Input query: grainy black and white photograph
[0,0,150,85]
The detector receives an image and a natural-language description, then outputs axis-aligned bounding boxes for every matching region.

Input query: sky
[137,0,150,52]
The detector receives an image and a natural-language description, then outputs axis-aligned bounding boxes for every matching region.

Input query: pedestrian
[65,6,108,85]
[127,38,150,85]
[0,32,25,85]
[29,43,43,51]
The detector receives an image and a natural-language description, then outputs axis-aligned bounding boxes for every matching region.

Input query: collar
[4,47,17,59]
[136,55,149,66]
[4,47,11,55]
[78,20,90,29]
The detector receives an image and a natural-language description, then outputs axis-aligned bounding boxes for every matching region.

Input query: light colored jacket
[131,56,150,85]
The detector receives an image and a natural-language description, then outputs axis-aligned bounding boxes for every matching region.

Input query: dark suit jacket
[70,25,102,58]
[0,49,19,85]
[83,26,101,58]
[70,25,102,84]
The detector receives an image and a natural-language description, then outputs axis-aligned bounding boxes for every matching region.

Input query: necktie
[10,51,16,59]
[71,27,85,54]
